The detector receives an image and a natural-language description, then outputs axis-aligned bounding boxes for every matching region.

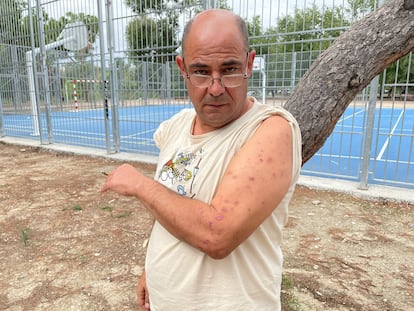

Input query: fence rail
[0,0,413,189]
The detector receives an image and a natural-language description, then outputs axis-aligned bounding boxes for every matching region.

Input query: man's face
[176,14,255,133]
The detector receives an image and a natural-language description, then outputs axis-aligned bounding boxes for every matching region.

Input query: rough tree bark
[284,0,414,165]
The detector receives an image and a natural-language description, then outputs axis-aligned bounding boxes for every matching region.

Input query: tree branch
[285,0,414,164]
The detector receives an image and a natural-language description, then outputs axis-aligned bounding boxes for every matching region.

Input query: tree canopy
[124,0,230,62]
[245,0,412,102]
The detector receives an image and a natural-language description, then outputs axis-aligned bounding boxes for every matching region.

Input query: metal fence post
[11,46,22,111]
[97,0,111,154]
[203,0,215,9]
[142,62,148,105]
[27,0,44,141]
[291,52,297,94]
[0,92,4,137]
[165,62,172,105]
[36,0,53,144]
[359,75,380,190]
[106,0,120,153]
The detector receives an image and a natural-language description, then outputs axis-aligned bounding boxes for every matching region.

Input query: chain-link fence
[0,0,412,189]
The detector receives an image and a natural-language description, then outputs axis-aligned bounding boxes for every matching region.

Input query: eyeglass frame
[183,53,250,89]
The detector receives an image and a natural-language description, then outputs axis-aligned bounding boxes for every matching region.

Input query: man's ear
[247,50,256,78]
[176,56,187,79]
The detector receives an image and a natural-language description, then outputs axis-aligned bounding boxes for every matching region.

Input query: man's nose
[208,77,225,96]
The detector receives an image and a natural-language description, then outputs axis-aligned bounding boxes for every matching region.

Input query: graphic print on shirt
[158,149,203,198]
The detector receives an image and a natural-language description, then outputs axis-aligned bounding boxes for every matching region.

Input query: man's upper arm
[210,115,293,251]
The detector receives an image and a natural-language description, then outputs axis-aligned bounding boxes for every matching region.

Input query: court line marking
[121,128,156,139]
[306,152,412,165]
[337,108,366,123]
[376,110,404,161]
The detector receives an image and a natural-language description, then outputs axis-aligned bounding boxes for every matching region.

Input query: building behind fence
[0,0,413,189]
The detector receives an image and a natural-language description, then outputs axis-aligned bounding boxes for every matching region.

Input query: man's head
[181,9,250,58]
[176,9,256,133]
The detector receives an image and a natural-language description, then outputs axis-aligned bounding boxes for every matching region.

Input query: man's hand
[137,272,150,311]
[101,163,143,196]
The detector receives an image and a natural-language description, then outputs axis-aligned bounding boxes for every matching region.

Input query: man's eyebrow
[188,63,209,69]
[188,60,242,69]
[222,60,243,66]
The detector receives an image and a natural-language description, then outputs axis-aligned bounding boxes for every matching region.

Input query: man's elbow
[206,248,232,260]
[201,235,238,260]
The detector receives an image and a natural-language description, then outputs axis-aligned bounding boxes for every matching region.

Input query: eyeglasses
[186,73,248,88]
[184,53,250,89]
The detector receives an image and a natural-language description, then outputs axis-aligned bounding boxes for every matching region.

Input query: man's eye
[223,67,237,74]
[194,70,209,75]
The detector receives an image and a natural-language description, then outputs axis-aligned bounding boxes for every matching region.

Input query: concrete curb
[298,175,413,204]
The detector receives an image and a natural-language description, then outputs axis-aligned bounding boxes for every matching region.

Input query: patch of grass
[79,255,88,263]
[115,211,132,218]
[100,205,113,213]
[282,294,303,311]
[282,274,294,289]
[21,227,30,246]
[281,274,304,311]
[100,205,131,218]
[72,204,82,211]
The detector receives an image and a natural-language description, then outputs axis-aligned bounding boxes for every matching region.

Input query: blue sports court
[2,103,413,189]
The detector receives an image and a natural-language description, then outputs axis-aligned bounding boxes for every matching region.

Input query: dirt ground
[0,142,413,311]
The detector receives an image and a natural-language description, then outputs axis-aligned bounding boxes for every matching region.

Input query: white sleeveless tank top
[146,99,302,310]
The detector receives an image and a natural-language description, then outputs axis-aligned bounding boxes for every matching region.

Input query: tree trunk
[284,0,414,165]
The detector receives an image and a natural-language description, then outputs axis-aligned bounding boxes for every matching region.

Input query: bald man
[102,9,302,311]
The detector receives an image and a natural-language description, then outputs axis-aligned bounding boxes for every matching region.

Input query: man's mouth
[205,102,226,108]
